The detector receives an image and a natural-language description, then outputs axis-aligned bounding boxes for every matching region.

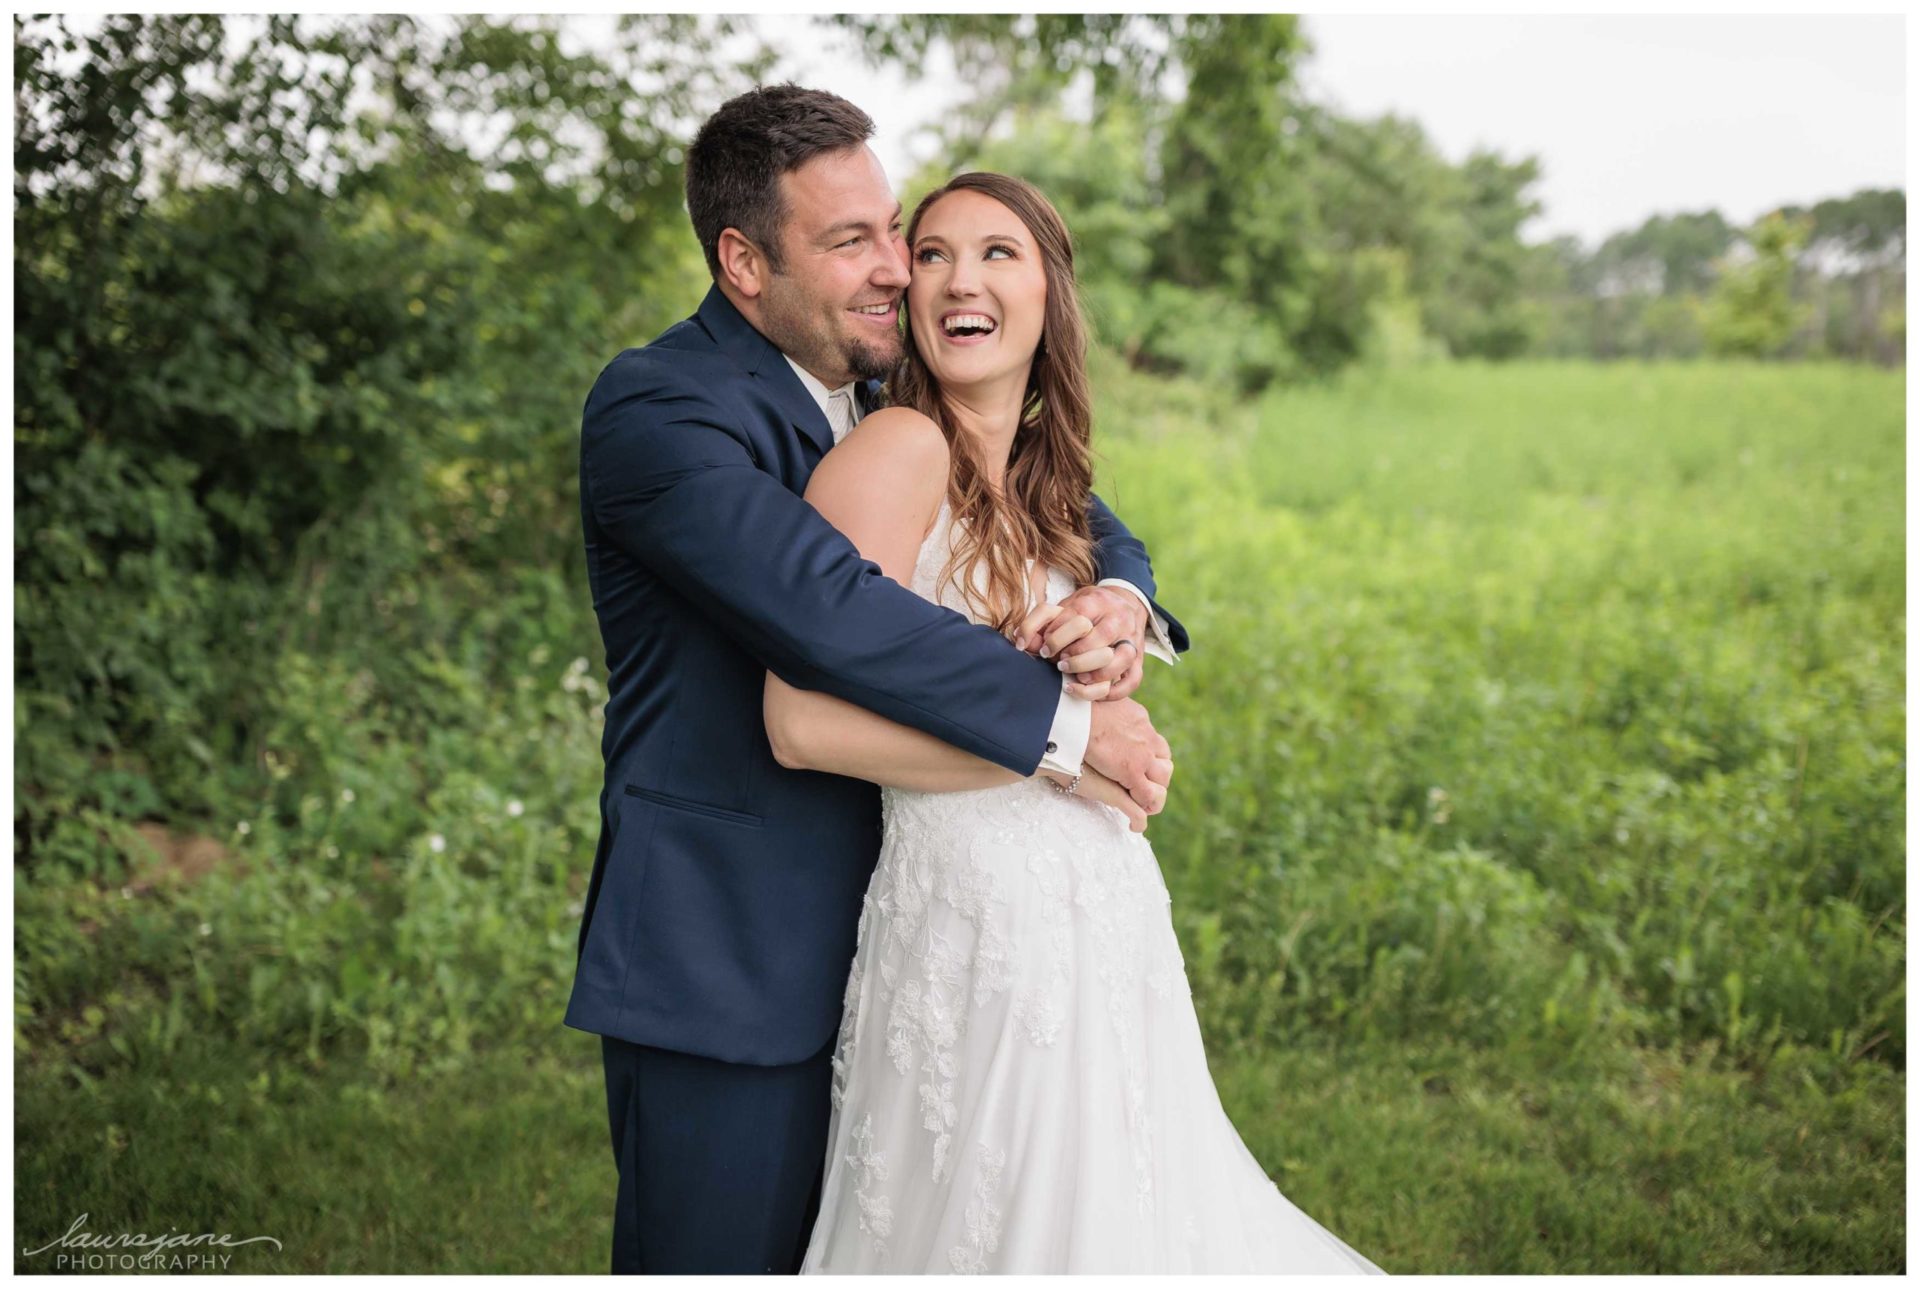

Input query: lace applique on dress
[847,1114,893,1261]
[947,1143,1007,1274]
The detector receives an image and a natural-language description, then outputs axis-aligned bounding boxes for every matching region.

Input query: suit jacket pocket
[623,783,763,828]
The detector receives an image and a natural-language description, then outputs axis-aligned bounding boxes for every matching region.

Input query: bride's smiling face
[906,189,1048,391]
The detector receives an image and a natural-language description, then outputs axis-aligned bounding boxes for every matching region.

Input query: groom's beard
[760,282,901,386]
[844,334,898,382]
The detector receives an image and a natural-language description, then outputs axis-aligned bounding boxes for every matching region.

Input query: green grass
[16,1029,1899,1274]
[15,1032,613,1274]
[15,358,1904,1272]
[1103,357,1903,1065]
[1214,1037,1902,1274]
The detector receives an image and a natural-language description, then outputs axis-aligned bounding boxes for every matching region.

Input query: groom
[563,84,1188,1274]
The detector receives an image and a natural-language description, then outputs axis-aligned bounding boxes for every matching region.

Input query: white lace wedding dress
[800,502,1385,1275]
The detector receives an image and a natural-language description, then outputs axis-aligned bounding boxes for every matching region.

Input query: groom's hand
[1085,698,1174,817]
[1031,585,1150,701]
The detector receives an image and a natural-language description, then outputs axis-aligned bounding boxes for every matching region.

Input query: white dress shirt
[784,357,1175,777]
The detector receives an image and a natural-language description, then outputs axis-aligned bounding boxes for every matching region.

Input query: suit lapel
[695,286,836,456]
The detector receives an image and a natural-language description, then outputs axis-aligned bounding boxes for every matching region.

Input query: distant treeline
[1528,194,1904,364]
[838,17,1905,387]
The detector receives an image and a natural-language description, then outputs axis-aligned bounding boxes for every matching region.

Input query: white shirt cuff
[1097,578,1177,664]
[1037,683,1091,776]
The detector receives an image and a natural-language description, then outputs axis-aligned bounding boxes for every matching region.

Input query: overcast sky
[750,13,1905,249]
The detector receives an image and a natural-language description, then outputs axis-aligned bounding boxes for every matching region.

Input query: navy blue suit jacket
[562,287,1189,1065]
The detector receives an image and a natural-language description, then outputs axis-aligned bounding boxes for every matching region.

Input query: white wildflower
[428,834,446,853]
[506,799,524,817]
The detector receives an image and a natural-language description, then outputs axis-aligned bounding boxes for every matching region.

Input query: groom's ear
[716,227,770,300]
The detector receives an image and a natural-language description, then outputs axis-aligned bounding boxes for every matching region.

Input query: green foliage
[1417,151,1545,358]
[879,15,1548,386]
[15,14,733,870]
[833,14,1185,161]
[873,16,1901,375]
[1706,211,1815,358]
[1154,17,1316,329]
[1094,359,1904,1075]
[1785,188,1905,268]
[1593,210,1739,297]
[1535,193,1902,363]
[29,353,1902,1081]
[860,17,1903,371]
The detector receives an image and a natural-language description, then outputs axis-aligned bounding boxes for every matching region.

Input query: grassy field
[15,358,1904,1273]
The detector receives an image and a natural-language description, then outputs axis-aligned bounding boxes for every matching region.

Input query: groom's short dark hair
[685,84,876,280]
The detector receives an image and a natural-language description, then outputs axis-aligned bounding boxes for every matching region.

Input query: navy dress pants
[600,1033,835,1274]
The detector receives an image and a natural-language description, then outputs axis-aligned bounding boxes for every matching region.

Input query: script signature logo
[22,1213,284,1270]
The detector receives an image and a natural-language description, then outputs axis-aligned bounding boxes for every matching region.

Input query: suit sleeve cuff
[1097,578,1177,665]
[1037,683,1091,776]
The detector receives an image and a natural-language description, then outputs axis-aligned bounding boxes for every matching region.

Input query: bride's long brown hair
[889,172,1098,634]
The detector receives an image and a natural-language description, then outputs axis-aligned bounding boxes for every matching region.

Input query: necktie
[827,389,856,445]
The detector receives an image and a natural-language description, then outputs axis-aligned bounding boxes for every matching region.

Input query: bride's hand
[1018,587,1150,702]
[1038,767,1150,832]
[1011,602,1063,654]
[1011,603,1114,701]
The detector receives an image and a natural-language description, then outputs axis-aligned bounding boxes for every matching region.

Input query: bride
[763,172,1384,1274]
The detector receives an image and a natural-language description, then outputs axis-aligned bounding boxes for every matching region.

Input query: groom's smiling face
[757,145,910,388]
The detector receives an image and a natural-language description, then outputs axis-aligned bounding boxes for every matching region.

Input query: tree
[1591,211,1736,298]
[1420,150,1544,359]
[13,14,761,854]
[1704,211,1813,358]
[1785,189,1906,363]
[829,15,1184,162]
[1153,17,1314,323]
[1292,108,1458,365]
[837,14,1556,382]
